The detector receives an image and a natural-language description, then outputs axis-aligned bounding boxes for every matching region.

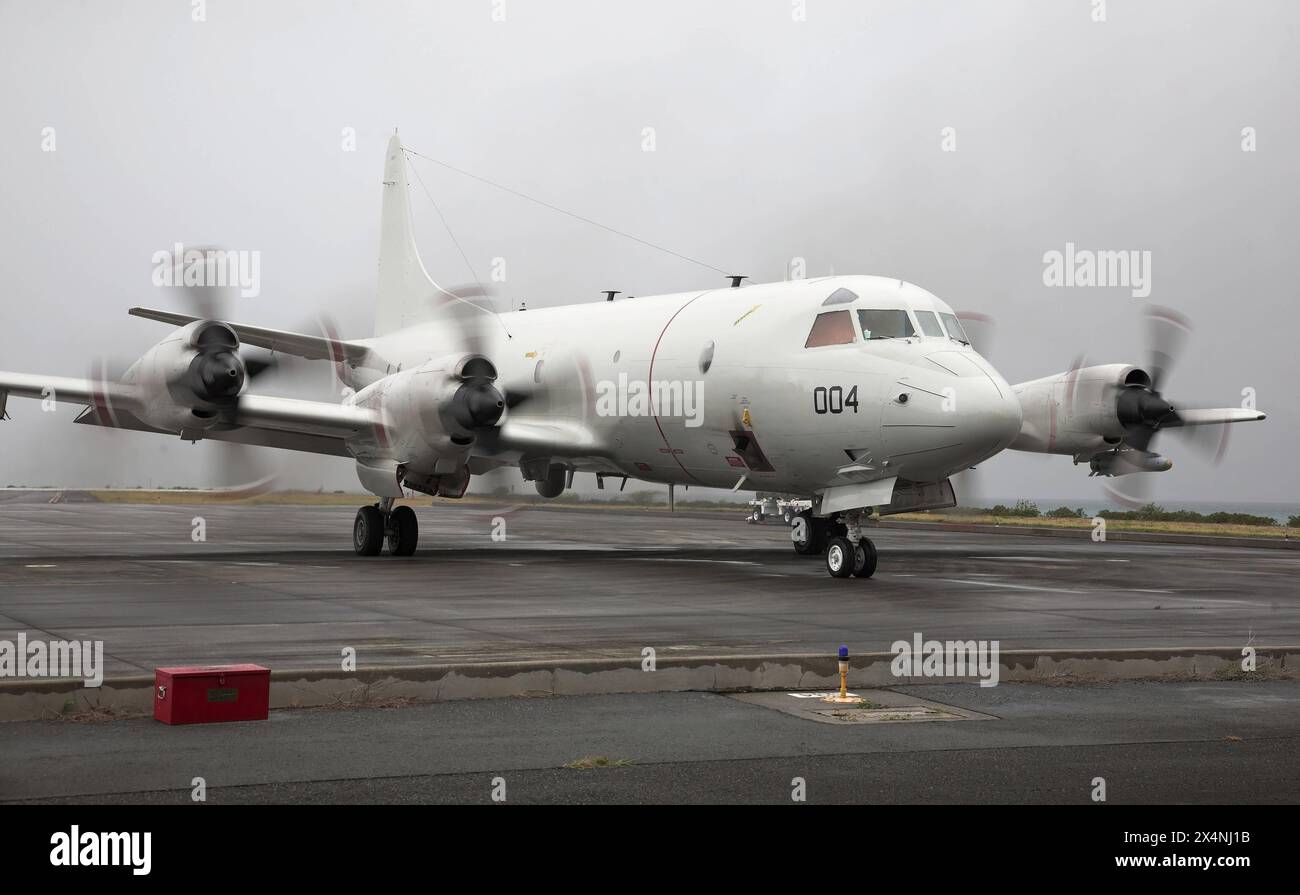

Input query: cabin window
[857,309,915,340]
[804,310,857,348]
[915,310,945,337]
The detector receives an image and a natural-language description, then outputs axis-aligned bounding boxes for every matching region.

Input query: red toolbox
[154,664,270,725]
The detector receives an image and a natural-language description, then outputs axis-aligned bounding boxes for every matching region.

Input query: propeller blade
[1101,471,1153,510]
[952,467,988,507]
[1164,422,1232,466]
[1124,426,1158,453]
[1144,305,1192,393]
[503,387,534,410]
[1162,407,1266,427]
[242,351,277,381]
[203,441,280,499]
[954,311,995,359]
[167,244,240,322]
[1061,352,1089,419]
[432,284,502,357]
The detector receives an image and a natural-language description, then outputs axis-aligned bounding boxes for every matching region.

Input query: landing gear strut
[826,509,876,579]
[792,509,877,579]
[354,498,419,557]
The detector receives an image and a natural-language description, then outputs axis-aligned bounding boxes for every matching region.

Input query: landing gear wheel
[825,537,854,578]
[851,537,878,578]
[386,505,419,556]
[353,506,384,556]
[792,513,827,556]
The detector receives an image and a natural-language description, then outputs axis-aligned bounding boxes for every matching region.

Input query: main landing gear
[791,509,877,579]
[354,498,419,557]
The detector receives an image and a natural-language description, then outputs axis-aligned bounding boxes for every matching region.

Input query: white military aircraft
[0,136,1266,577]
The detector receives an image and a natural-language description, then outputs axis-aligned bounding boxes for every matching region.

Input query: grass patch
[889,512,1296,539]
[563,755,636,770]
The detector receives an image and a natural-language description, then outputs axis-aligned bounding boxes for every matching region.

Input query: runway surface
[3,682,1295,803]
[0,502,1296,677]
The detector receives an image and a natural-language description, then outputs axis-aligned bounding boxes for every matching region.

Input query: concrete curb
[1,646,1293,722]
[876,519,1299,549]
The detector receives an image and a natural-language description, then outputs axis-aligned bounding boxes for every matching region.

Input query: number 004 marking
[813,385,858,414]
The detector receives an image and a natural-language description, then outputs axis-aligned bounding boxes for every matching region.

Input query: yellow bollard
[823,645,858,703]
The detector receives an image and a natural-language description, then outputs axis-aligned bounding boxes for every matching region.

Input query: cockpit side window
[857,309,915,340]
[804,310,857,348]
[938,312,970,345]
[914,310,945,337]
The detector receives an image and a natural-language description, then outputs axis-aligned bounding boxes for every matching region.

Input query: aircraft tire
[353,506,384,556]
[386,505,419,556]
[851,537,878,578]
[792,513,825,556]
[825,537,854,578]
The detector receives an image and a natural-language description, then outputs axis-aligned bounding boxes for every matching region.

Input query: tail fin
[374,133,447,336]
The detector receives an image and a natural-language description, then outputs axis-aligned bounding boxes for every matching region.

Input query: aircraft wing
[72,404,360,458]
[228,394,380,440]
[128,307,372,364]
[0,371,133,408]
[482,418,603,457]
[2,367,379,457]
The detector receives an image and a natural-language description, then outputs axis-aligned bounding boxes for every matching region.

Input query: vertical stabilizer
[374,133,447,336]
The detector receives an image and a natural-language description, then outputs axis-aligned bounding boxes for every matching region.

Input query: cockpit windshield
[804,310,857,348]
[914,310,945,338]
[938,312,970,345]
[857,309,915,340]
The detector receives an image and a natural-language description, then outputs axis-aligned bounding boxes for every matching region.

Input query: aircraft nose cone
[961,355,1022,457]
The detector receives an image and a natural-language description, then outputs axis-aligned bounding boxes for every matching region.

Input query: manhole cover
[813,706,959,724]
[728,689,996,725]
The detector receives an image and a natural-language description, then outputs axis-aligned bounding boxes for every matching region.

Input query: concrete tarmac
[2,682,1295,804]
[0,502,1296,677]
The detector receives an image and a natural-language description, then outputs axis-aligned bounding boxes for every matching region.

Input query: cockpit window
[822,287,858,306]
[914,310,945,337]
[938,312,970,344]
[804,310,857,348]
[857,309,915,340]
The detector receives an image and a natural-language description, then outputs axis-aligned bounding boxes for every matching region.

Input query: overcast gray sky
[1,0,1296,506]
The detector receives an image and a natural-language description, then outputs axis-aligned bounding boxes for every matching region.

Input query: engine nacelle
[350,353,504,470]
[1010,363,1150,456]
[122,321,246,433]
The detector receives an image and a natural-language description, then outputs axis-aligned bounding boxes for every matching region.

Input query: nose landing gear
[354,498,419,557]
[792,509,877,579]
